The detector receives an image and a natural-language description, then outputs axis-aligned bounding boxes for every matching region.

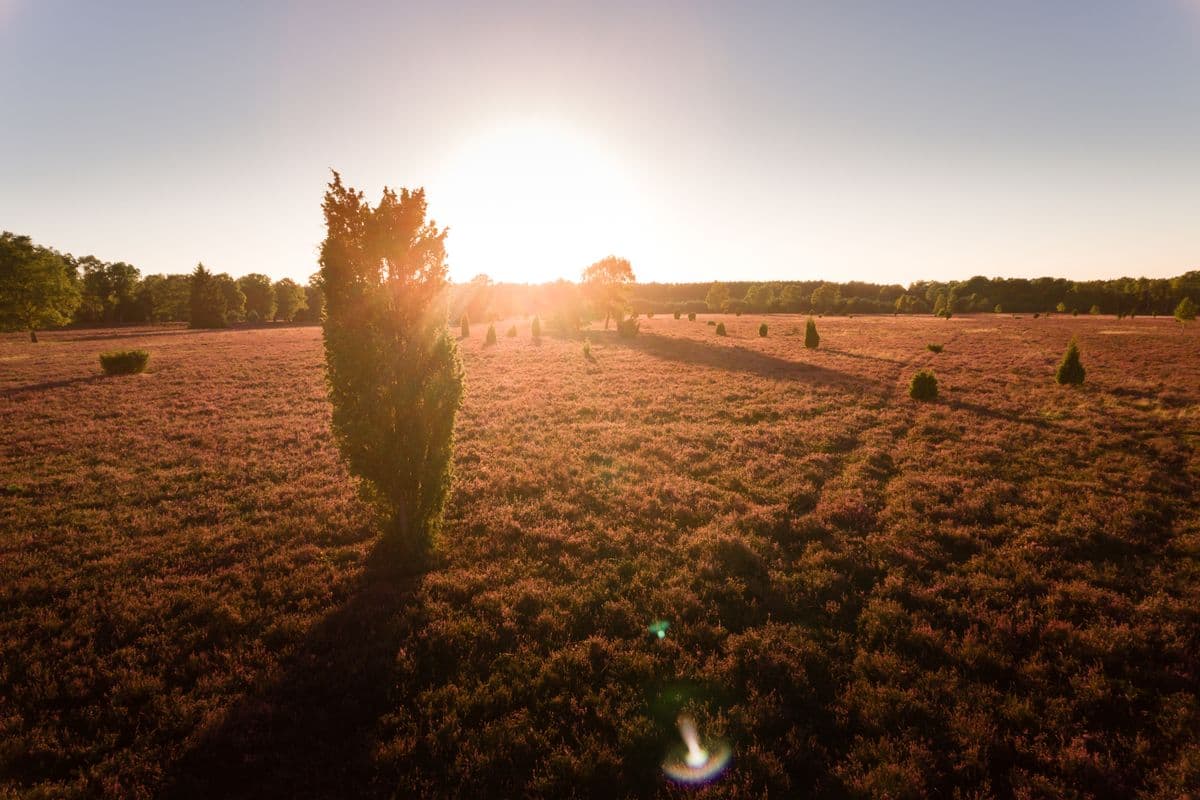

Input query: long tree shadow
[605,331,878,389]
[1,374,107,398]
[161,544,427,799]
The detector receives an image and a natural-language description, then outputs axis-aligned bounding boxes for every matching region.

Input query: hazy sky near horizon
[2,0,1199,285]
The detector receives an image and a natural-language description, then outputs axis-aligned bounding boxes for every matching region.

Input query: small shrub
[583,340,594,361]
[706,320,716,326]
[531,316,541,339]
[926,343,943,353]
[646,311,654,319]
[909,369,938,401]
[246,309,260,324]
[1055,339,1085,385]
[688,312,696,321]
[994,304,1003,313]
[485,323,497,345]
[804,318,820,349]
[617,317,640,338]
[716,322,727,336]
[460,314,470,338]
[758,323,768,337]
[1033,312,1040,318]
[1072,308,1079,316]
[1089,305,1101,316]
[938,309,953,319]
[673,311,681,320]
[1175,296,1196,322]
[99,350,149,375]
[506,325,517,337]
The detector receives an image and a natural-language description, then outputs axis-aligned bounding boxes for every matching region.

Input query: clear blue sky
[2,0,1198,284]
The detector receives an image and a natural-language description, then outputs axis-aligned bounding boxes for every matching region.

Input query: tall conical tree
[320,173,463,561]
[188,263,227,329]
[804,317,820,349]
[1055,339,1085,385]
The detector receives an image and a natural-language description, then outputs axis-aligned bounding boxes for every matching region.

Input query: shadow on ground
[160,545,425,799]
[603,331,878,389]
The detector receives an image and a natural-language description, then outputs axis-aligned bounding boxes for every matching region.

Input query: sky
[1,0,1199,286]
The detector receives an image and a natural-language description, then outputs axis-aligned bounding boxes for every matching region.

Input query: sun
[432,118,647,284]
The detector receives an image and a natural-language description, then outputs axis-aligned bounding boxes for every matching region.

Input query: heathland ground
[1,314,1197,798]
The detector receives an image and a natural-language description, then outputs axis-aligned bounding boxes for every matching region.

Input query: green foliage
[673,310,681,320]
[300,277,325,324]
[99,349,149,375]
[938,309,953,319]
[1175,296,1196,322]
[582,256,635,327]
[531,315,541,339]
[1055,339,1085,385]
[188,264,228,329]
[909,369,938,400]
[1056,302,1067,313]
[994,304,1003,313]
[76,256,141,324]
[319,172,463,558]
[687,312,696,321]
[1089,304,1101,316]
[616,317,640,338]
[810,283,840,314]
[715,321,727,336]
[460,314,470,338]
[273,278,306,322]
[485,323,497,345]
[758,322,768,337]
[804,317,820,349]
[705,282,730,312]
[0,231,80,340]
[505,324,517,337]
[926,343,943,353]
[237,273,276,321]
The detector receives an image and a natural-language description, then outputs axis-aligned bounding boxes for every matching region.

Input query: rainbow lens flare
[661,714,731,785]
[648,620,670,640]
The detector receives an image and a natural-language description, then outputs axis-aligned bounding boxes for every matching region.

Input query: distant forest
[452,272,1200,322]
[4,231,1198,328]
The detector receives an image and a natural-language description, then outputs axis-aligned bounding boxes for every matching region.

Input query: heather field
[2,314,1198,799]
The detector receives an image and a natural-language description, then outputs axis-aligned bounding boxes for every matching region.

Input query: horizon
[3,1,1199,285]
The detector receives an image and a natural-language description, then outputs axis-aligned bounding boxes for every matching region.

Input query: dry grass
[1,314,1197,798]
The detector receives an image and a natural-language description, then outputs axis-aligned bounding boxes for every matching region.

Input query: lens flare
[662,714,731,784]
[648,620,670,640]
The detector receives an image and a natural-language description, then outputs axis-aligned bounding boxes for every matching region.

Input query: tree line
[0,230,324,338]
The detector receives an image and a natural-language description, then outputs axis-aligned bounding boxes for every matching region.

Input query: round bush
[758,323,768,337]
[909,369,938,401]
[716,322,727,336]
[688,312,697,321]
[100,350,149,375]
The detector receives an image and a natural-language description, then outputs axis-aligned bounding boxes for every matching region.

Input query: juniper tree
[804,317,820,349]
[1055,339,1085,385]
[319,173,463,559]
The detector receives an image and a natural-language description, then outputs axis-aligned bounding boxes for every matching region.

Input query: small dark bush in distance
[688,312,696,321]
[759,323,768,337]
[485,323,497,345]
[460,314,470,338]
[1056,339,1085,385]
[926,343,943,353]
[706,320,715,326]
[716,322,727,336]
[583,340,594,361]
[673,311,681,320]
[531,316,541,339]
[909,369,938,401]
[805,318,820,349]
[506,325,517,337]
[99,350,149,375]
[617,317,640,338]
